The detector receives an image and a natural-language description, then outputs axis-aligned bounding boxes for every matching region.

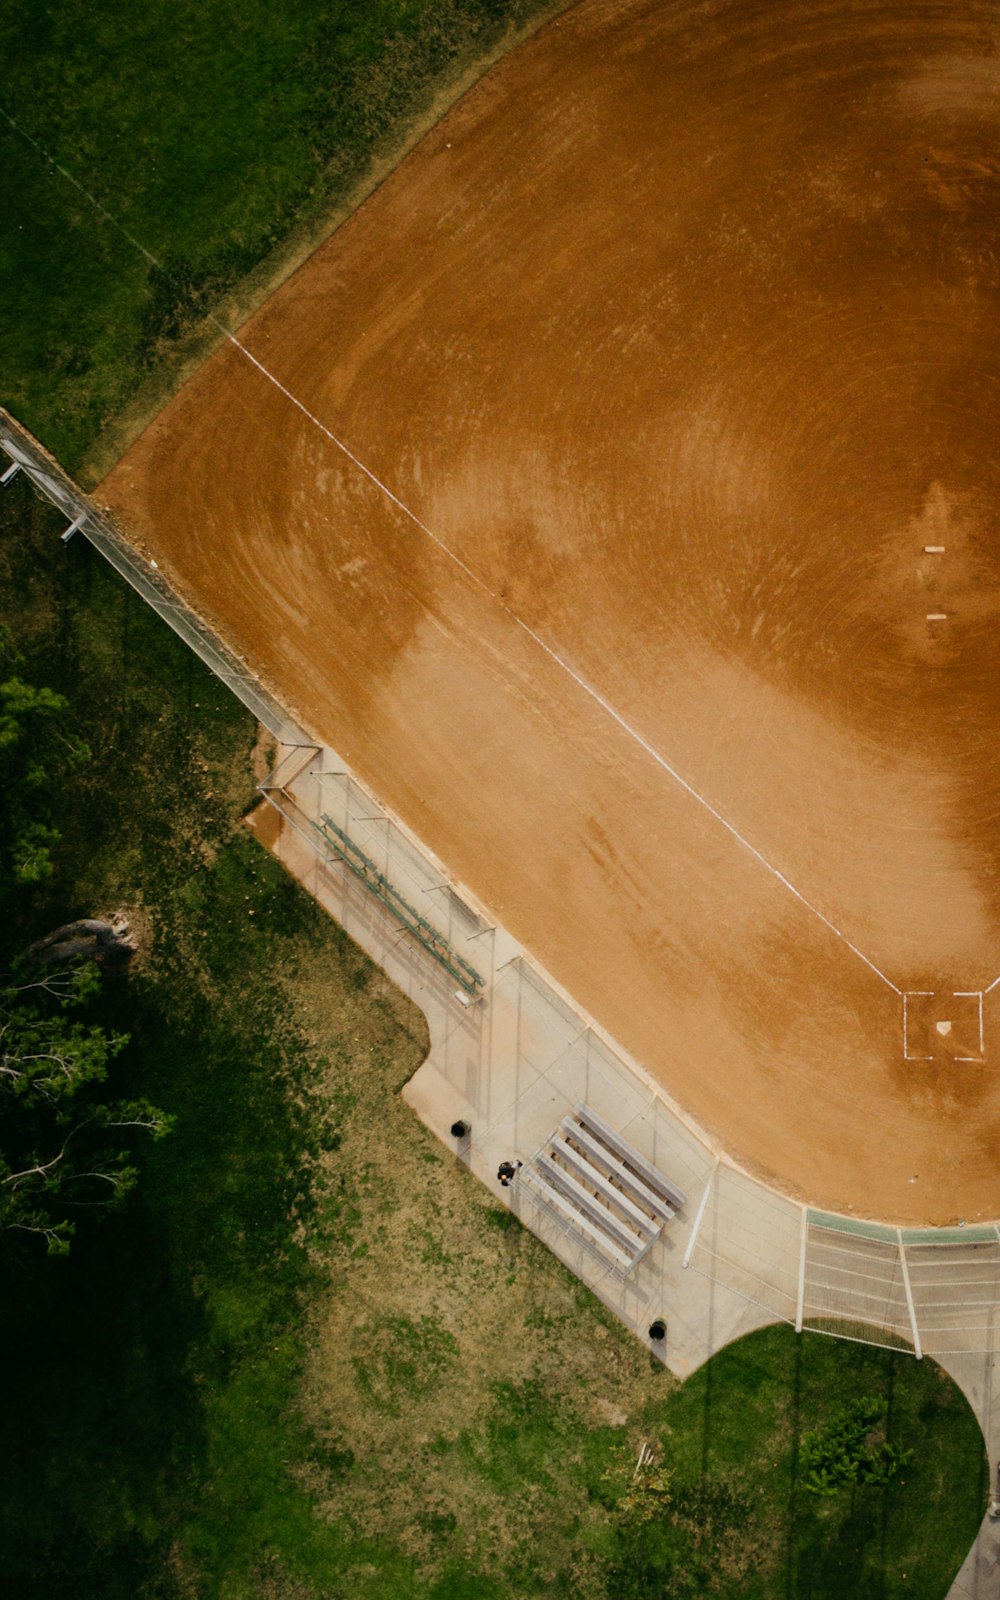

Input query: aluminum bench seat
[521,1165,634,1272]
[557,1122,676,1226]
[550,1137,661,1236]
[536,1154,645,1258]
[573,1103,687,1212]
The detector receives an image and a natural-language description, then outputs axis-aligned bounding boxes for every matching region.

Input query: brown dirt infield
[99,0,1000,1224]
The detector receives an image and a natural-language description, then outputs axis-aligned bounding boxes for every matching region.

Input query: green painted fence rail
[314,814,484,997]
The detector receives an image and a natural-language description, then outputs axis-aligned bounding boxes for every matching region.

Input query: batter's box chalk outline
[902,990,985,1063]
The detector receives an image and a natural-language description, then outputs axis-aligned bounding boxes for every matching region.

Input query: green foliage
[0,0,991,1566]
[0,629,169,1259]
[0,487,989,1596]
[618,1327,986,1600]
[0,627,90,890]
[0,961,171,1257]
[610,1460,675,1527]
[602,1452,752,1599]
[801,1395,913,1496]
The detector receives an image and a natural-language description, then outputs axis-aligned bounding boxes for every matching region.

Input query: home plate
[904,991,984,1061]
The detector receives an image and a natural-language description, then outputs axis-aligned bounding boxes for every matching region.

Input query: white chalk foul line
[4,104,902,998]
[165,332,905,998]
[225,346,902,998]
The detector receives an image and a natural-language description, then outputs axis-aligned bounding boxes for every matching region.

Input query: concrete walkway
[937,1350,1000,1598]
[256,743,774,1378]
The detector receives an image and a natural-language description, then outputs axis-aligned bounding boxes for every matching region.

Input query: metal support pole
[896,1228,923,1360]
[61,511,87,543]
[682,1156,719,1269]
[796,1205,809,1333]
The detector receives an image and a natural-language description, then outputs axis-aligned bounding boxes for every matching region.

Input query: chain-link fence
[0,408,309,746]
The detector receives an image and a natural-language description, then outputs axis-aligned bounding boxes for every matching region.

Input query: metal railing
[0,408,309,747]
[8,403,1000,1357]
[314,813,484,995]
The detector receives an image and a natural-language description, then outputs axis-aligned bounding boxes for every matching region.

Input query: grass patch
[352,1314,460,1415]
[603,1325,989,1598]
[0,480,427,1597]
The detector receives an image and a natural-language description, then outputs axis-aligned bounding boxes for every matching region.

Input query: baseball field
[4,0,999,1591]
[99,0,1000,1225]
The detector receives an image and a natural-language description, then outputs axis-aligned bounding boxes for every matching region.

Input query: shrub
[801,1395,913,1496]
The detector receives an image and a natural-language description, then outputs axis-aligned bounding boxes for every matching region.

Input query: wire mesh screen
[803,1215,913,1352]
[317,773,479,942]
[269,731,1000,1358]
[10,408,1000,1358]
[688,1164,801,1324]
[904,1231,1000,1356]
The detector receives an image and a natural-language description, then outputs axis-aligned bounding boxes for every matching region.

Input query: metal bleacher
[520,1103,687,1278]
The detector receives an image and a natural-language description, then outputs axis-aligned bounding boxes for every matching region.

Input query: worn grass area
[0,0,561,474]
[0,495,988,1596]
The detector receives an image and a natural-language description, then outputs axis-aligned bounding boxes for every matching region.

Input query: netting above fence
[686,1162,802,1327]
[803,1216,914,1352]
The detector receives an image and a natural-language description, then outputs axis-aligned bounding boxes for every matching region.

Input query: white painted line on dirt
[224,326,905,996]
[4,101,903,999]
[954,992,986,1057]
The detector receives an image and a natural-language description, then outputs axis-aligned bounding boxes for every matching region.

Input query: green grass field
[0,481,988,1599]
[0,2,991,1594]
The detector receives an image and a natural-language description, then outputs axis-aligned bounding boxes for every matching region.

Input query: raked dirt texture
[101,0,1000,1224]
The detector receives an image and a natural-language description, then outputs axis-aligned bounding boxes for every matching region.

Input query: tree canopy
[0,628,169,1256]
[0,626,90,894]
[0,963,170,1255]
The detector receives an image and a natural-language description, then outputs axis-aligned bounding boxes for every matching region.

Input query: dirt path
[100,0,1000,1223]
